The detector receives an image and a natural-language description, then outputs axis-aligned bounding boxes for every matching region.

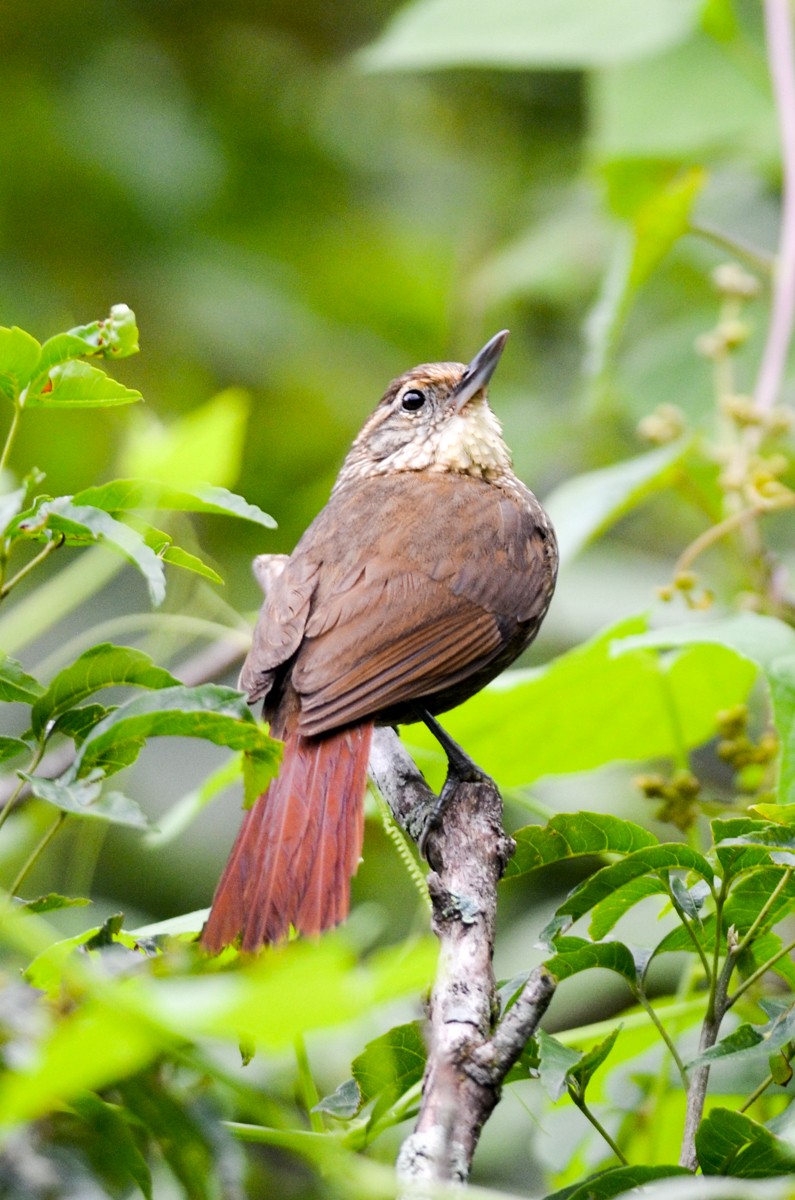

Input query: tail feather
[201,722,372,953]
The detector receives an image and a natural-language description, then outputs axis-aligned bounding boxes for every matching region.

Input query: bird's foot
[417,711,493,859]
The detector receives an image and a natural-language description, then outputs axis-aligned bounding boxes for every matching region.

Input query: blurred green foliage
[2,0,795,1196]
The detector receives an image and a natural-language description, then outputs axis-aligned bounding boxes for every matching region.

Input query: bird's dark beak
[453,330,509,413]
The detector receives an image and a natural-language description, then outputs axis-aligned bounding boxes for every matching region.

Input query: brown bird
[201,331,557,953]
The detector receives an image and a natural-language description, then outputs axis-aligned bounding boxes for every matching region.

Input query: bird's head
[336,330,513,487]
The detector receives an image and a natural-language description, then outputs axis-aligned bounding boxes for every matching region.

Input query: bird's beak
[453,329,509,413]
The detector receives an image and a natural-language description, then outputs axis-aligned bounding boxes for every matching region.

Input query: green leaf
[51,704,115,746]
[0,326,41,402]
[0,736,30,764]
[615,615,795,805]
[31,643,181,737]
[724,867,795,937]
[585,168,706,389]
[546,937,639,988]
[314,1077,362,1120]
[0,653,44,703]
[140,528,224,585]
[696,1107,795,1177]
[552,844,715,933]
[545,440,690,564]
[410,615,757,789]
[62,304,139,360]
[361,0,700,72]
[72,685,279,780]
[687,1023,765,1069]
[536,1029,583,1101]
[16,498,166,606]
[508,811,658,879]
[118,1073,214,1200]
[20,770,149,828]
[544,1165,690,1200]
[18,893,91,914]
[738,929,795,990]
[26,360,142,408]
[65,1092,153,1200]
[589,876,670,940]
[351,1020,426,1125]
[567,1026,622,1098]
[73,478,276,529]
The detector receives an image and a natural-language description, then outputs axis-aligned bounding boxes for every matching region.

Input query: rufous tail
[200,721,373,952]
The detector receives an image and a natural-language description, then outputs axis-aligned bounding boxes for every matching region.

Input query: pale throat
[427,403,513,478]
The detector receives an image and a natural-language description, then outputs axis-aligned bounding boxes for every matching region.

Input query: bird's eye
[401,388,426,412]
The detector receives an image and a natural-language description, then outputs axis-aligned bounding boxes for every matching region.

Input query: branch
[755,0,795,414]
[369,729,556,1187]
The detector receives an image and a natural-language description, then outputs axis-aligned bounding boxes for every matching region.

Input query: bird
[201,330,558,953]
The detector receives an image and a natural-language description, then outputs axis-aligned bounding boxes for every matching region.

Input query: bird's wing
[238,555,320,704]
[289,474,555,735]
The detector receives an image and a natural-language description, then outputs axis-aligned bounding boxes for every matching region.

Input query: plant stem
[728,934,795,1007]
[0,402,21,478]
[739,1044,795,1114]
[570,1093,628,1166]
[666,881,712,983]
[688,222,775,275]
[733,867,793,959]
[294,1036,324,1134]
[634,990,689,1091]
[0,744,44,833]
[0,535,64,600]
[7,812,67,898]
[756,0,795,415]
[679,948,736,1171]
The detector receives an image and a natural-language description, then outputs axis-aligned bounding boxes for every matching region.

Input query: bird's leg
[418,711,493,858]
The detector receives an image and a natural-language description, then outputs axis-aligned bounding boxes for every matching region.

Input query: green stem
[569,1092,628,1166]
[666,880,712,983]
[0,535,64,600]
[0,744,44,833]
[634,989,689,1091]
[739,1044,795,1114]
[294,1036,324,1134]
[0,401,21,478]
[733,867,793,960]
[728,934,795,1007]
[688,221,775,276]
[8,812,67,898]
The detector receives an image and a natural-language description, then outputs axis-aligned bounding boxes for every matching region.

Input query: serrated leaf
[724,867,795,936]
[738,929,795,990]
[589,876,670,940]
[16,498,165,606]
[351,1020,426,1125]
[696,1107,795,1177]
[554,844,715,930]
[72,685,279,780]
[0,326,41,401]
[545,440,689,564]
[0,653,44,703]
[313,1077,362,1120]
[73,478,276,529]
[20,770,149,828]
[31,643,180,737]
[26,361,141,408]
[567,1026,622,1098]
[546,937,638,988]
[0,736,30,764]
[135,524,224,585]
[19,893,91,914]
[536,1029,583,1101]
[687,1024,765,1069]
[749,804,795,826]
[361,0,700,72]
[508,811,658,879]
[51,704,114,746]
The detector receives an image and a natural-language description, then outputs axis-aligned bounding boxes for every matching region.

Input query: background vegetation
[1,0,795,1196]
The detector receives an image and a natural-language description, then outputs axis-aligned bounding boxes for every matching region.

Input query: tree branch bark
[369,727,556,1188]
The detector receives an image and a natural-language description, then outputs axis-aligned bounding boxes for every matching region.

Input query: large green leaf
[545,1165,690,1200]
[545,937,639,989]
[26,361,141,408]
[20,771,149,829]
[508,811,658,879]
[409,615,756,788]
[73,478,276,529]
[552,844,715,932]
[545,440,690,563]
[31,643,180,737]
[696,1108,795,1177]
[351,1020,426,1125]
[0,736,29,764]
[361,0,700,72]
[536,1030,583,1101]
[0,653,44,703]
[72,685,279,779]
[616,615,795,804]
[0,326,41,402]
